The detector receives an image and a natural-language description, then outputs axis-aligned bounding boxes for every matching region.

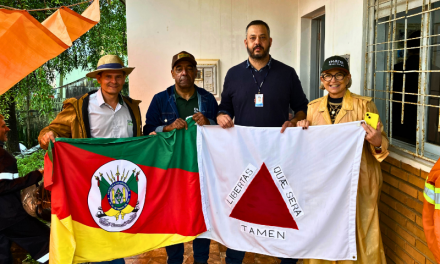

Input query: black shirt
[218,58,309,127]
[328,96,343,124]
[0,147,42,230]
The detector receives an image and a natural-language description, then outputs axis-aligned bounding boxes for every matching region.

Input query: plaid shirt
[246,56,273,72]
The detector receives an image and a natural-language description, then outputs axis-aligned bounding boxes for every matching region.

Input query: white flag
[197,121,366,260]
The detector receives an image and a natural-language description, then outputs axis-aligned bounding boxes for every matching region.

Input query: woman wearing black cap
[297,56,389,264]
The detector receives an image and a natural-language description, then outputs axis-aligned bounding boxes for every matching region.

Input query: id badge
[255,94,263,107]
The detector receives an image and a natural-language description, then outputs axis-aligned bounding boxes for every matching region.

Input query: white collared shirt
[88,88,133,138]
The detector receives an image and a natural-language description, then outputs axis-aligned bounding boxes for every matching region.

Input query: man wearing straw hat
[39,55,142,149]
[39,55,142,264]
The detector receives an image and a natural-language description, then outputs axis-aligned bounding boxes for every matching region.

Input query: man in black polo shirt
[217,20,308,264]
[217,20,308,133]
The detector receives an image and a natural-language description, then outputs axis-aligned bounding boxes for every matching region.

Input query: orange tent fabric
[0,0,100,95]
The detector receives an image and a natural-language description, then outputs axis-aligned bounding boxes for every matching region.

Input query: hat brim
[321,67,350,74]
[172,57,197,69]
[86,67,135,78]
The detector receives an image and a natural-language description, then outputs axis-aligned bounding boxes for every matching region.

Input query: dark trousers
[226,248,298,264]
[166,238,211,264]
[0,216,49,264]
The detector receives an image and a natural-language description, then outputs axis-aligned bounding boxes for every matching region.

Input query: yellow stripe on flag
[50,214,199,264]
[50,215,76,264]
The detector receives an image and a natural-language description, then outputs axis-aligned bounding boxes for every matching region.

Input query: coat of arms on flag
[88,160,146,232]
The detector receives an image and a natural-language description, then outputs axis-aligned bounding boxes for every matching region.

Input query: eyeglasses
[321,72,346,82]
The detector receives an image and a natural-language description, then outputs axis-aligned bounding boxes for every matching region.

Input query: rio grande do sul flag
[44,119,206,264]
[197,121,366,260]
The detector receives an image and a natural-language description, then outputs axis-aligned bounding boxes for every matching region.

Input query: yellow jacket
[304,90,389,264]
[38,90,142,148]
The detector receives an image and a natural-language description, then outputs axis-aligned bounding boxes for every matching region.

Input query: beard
[247,44,270,60]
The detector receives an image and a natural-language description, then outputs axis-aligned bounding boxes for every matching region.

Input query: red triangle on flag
[229,163,298,230]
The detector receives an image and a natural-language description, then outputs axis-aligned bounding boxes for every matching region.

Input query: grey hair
[319,78,352,90]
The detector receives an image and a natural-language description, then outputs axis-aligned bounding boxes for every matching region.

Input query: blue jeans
[166,238,211,264]
[91,259,125,264]
[226,248,297,264]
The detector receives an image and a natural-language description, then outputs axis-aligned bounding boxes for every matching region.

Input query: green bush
[23,254,39,264]
[16,149,46,177]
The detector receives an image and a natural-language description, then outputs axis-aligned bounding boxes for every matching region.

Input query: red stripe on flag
[127,167,206,235]
[43,152,53,190]
[52,142,206,236]
[51,142,114,221]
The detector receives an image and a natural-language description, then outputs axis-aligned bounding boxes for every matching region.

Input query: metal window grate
[364,0,440,162]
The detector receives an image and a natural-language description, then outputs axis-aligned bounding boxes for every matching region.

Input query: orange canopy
[0,0,100,95]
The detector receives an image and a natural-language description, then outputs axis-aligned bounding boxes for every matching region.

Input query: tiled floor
[124,241,288,264]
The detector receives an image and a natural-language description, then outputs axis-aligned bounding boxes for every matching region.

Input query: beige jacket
[304,90,389,264]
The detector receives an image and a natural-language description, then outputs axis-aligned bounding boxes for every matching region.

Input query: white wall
[127,0,368,117]
[127,0,299,117]
[296,0,366,96]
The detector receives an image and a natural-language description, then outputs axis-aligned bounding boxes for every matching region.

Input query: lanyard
[249,67,270,94]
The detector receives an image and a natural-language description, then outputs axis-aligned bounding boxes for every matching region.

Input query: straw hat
[86,55,134,78]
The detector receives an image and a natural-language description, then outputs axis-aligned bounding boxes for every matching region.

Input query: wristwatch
[374,145,382,153]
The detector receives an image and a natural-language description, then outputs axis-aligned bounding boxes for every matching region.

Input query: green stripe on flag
[49,118,199,172]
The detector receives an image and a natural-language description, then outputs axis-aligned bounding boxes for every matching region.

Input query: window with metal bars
[364,0,440,162]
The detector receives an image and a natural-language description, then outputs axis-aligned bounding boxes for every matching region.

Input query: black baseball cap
[321,56,350,74]
[171,51,197,69]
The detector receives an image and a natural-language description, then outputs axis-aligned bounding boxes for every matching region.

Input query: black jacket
[0,146,42,231]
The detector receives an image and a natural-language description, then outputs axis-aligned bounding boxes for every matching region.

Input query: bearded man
[217,20,308,133]
[216,20,309,264]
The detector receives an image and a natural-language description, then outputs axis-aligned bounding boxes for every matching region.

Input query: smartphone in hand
[364,112,379,129]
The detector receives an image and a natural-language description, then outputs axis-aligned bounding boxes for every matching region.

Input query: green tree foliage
[16,149,46,177]
[23,254,40,264]
[0,0,127,151]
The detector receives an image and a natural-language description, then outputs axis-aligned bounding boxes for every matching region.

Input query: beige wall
[127,0,367,117]
[127,0,299,117]
[296,0,366,96]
